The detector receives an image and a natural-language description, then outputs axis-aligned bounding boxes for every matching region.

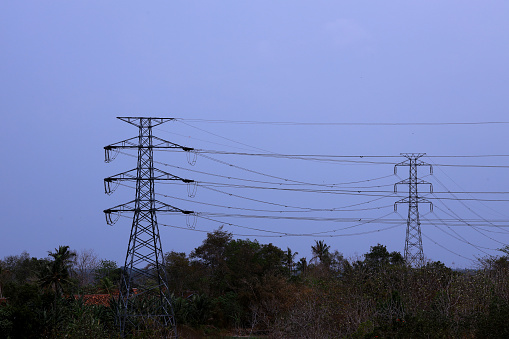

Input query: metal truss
[104,117,193,337]
[394,153,433,267]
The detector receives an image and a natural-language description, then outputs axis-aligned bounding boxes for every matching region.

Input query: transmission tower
[394,153,433,267]
[103,117,194,337]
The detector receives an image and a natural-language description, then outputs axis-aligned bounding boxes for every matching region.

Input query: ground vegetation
[0,233,508,338]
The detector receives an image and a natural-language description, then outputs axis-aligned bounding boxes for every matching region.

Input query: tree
[93,259,121,286]
[165,251,196,295]
[311,240,331,266]
[329,250,350,274]
[73,248,99,288]
[98,277,115,295]
[190,227,232,295]
[190,227,232,270]
[256,242,286,275]
[38,245,76,297]
[296,257,308,276]
[2,251,44,284]
[284,247,299,275]
[363,244,404,269]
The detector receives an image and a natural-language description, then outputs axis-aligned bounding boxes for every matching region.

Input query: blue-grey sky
[1,1,508,268]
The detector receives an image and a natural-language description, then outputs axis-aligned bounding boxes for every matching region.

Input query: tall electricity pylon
[394,153,433,267]
[104,117,193,337]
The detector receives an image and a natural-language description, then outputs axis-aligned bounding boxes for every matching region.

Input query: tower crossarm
[103,200,193,225]
[153,200,194,214]
[394,153,433,175]
[104,200,193,214]
[394,197,433,212]
[394,178,433,193]
[117,117,174,127]
[152,136,195,151]
[104,136,193,163]
[104,168,193,194]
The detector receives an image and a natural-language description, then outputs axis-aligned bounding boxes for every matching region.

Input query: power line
[119,213,284,238]
[175,118,509,126]
[169,181,509,199]
[427,157,509,220]
[158,219,402,239]
[121,150,400,188]
[421,215,492,254]
[195,211,402,237]
[429,171,509,235]
[197,153,328,185]
[118,151,509,200]
[192,212,509,225]
[194,150,509,159]
[421,231,476,263]
[157,190,394,213]
[154,127,259,153]
[430,199,509,245]
[198,185,398,211]
[176,120,273,153]
[189,150,509,168]
[185,181,509,195]
[118,182,394,213]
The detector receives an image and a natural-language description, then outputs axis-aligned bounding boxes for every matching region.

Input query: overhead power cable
[420,215,492,254]
[198,185,398,211]
[197,153,325,185]
[158,220,402,238]
[176,120,273,153]
[420,231,476,263]
[428,176,509,239]
[157,190,393,213]
[169,181,509,201]
[154,127,260,152]
[195,211,401,237]
[184,150,509,169]
[120,150,397,188]
[194,150,509,159]
[175,118,509,126]
[120,213,285,238]
[118,182,394,213]
[427,157,509,222]
[195,211,509,225]
[176,180,509,195]
[160,221,285,238]
[430,199,508,246]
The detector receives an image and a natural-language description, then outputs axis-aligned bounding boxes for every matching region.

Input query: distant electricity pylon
[103,117,194,337]
[394,153,433,267]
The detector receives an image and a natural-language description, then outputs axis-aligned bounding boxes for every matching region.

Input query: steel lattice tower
[394,153,433,267]
[103,117,193,337]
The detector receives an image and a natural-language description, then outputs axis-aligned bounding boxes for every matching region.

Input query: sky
[1,1,509,268]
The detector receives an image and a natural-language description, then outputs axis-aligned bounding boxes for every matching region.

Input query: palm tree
[311,240,331,266]
[39,245,76,297]
[284,247,299,275]
[99,277,115,295]
[296,257,308,275]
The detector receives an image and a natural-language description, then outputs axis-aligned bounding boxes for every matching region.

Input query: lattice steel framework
[103,117,193,337]
[394,153,433,267]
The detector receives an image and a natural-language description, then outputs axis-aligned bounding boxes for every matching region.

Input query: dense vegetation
[0,230,508,338]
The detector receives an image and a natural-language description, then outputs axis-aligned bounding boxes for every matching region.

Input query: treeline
[0,229,508,338]
[0,246,120,338]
